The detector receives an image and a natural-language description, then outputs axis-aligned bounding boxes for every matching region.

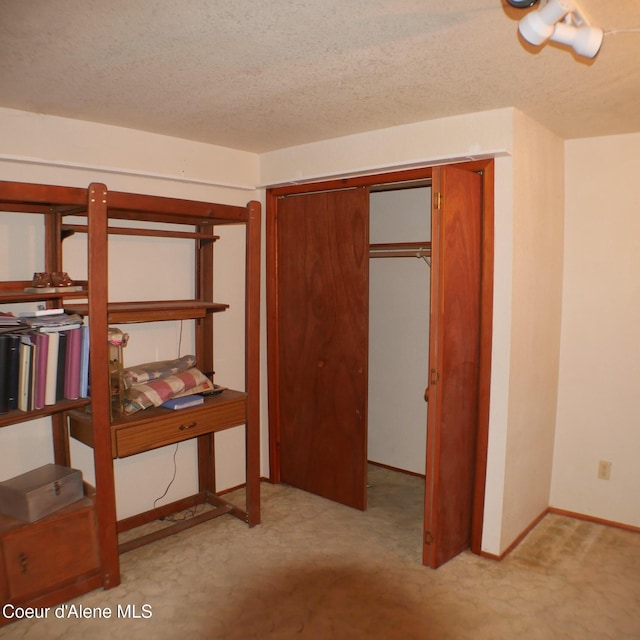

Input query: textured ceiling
[1,0,639,153]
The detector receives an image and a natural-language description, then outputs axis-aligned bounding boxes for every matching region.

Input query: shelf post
[196,222,216,495]
[245,200,261,526]
[87,183,120,589]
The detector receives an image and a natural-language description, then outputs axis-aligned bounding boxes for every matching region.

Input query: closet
[266,161,493,568]
[368,185,431,476]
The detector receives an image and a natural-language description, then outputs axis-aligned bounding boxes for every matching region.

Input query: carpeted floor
[2,464,639,639]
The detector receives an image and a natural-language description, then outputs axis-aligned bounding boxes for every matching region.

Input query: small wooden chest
[0,464,83,523]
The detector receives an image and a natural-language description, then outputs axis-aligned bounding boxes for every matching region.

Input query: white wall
[479,154,513,554]
[368,188,430,475]
[260,108,513,187]
[551,133,640,527]
[498,111,565,550]
[0,108,260,520]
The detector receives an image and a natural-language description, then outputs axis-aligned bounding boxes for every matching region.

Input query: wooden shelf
[0,398,90,430]
[0,281,88,303]
[64,300,229,323]
[0,181,249,226]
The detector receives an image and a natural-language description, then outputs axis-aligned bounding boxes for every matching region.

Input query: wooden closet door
[274,188,369,510]
[424,165,482,568]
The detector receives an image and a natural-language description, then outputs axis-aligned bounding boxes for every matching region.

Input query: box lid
[0,463,81,494]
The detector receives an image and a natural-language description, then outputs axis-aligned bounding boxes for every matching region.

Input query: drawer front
[115,397,247,457]
[2,505,99,601]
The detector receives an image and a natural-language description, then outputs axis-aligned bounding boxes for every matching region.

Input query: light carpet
[2,465,639,639]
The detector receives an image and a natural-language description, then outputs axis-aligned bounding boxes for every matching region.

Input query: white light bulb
[551,22,604,58]
[518,0,575,45]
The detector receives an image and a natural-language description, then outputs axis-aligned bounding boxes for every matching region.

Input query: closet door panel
[275,188,369,510]
[424,166,482,568]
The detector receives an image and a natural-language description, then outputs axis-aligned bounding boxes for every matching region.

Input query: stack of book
[0,310,90,414]
[0,313,27,333]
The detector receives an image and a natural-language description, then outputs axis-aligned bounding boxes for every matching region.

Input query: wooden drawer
[114,394,247,457]
[0,498,99,601]
[69,390,248,459]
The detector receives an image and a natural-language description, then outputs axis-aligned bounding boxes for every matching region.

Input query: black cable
[154,443,179,518]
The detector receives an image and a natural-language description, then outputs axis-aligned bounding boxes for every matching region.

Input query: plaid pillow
[122,367,209,415]
[123,355,196,387]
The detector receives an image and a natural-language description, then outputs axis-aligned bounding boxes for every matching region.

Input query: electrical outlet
[597,460,612,480]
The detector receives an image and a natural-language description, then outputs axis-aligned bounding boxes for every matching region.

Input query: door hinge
[425,531,434,545]
[430,368,440,385]
[433,192,442,210]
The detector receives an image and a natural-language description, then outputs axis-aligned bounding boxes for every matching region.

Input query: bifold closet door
[423,165,482,568]
[274,187,370,510]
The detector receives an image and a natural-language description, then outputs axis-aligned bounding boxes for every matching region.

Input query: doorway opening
[367,184,431,546]
[368,184,431,479]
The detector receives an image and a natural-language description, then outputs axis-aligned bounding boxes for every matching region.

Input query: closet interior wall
[368,186,431,476]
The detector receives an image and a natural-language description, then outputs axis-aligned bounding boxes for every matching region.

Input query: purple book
[63,327,82,400]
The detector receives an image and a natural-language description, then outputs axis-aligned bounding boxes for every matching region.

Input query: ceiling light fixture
[510,0,604,59]
[507,0,539,8]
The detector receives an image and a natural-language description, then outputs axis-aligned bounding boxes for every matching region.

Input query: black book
[56,331,68,402]
[0,335,10,413]
[6,333,21,411]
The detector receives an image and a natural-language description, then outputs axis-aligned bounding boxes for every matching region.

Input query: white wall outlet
[597,460,612,480]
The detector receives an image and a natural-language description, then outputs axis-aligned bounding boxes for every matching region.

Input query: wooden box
[0,496,101,611]
[0,464,83,523]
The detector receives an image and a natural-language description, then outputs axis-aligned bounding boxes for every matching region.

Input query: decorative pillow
[171,377,214,398]
[123,355,196,387]
[123,367,209,415]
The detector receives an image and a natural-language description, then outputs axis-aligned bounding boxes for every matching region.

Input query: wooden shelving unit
[0,180,261,619]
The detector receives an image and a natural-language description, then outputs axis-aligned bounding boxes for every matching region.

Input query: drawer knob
[18,552,28,574]
[179,422,197,431]
[54,480,61,495]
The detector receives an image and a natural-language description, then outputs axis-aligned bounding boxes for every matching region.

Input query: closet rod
[369,242,431,259]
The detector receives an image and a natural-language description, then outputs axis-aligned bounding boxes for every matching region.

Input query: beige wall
[498,111,565,551]
[551,133,640,527]
[0,107,260,520]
